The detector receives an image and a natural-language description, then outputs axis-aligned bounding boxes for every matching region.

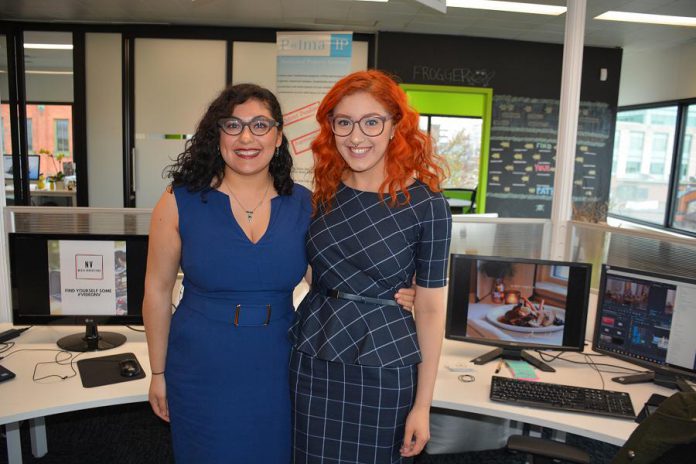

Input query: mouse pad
[77,352,146,388]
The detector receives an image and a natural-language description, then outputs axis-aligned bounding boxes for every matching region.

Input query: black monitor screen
[3,155,40,181]
[10,233,147,326]
[593,265,696,380]
[446,254,592,351]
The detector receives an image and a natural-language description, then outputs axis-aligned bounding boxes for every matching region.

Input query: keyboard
[490,376,636,420]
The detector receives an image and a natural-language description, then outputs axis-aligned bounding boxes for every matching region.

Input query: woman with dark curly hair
[142,83,415,463]
[142,83,309,463]
[290,70,452,463]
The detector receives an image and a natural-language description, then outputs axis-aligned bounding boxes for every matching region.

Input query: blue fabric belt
[178,286,293,326]
[319,287,400,307]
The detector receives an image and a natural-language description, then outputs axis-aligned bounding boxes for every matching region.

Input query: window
[650,133,668,176]
[420,115,482,189]
[617,112,645,124]
[680,135,692,179]
[610,102,695,235]
[550,265,569,281]
[26,119,33,153]
[625,131,643,174]
[673,105,696,234]
[55,119,70,154]
[612,131,620,174]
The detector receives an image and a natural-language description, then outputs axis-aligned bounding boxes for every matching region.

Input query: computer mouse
[119,358,141,378]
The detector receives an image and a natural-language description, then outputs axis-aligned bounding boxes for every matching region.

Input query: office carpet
[0,403,620,464]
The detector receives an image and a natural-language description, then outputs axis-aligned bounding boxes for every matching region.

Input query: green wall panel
[402,84,492,213]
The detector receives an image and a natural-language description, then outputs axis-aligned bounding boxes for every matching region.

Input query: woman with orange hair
[290,70,452,463]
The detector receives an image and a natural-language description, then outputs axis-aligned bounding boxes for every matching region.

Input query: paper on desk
[505,360,539,381]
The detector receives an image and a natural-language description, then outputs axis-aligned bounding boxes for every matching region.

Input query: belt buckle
[233,304,272,327]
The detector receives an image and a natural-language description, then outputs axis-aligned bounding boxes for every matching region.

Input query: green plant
[40,148,66,183]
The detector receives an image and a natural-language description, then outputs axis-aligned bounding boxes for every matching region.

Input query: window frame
[609,98,696,238]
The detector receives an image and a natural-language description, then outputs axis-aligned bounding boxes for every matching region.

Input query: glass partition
[5,206,151,235]
[567,221,696,289]
[1,34,13,206]
[23,31,76,206]
[673,104,696,234]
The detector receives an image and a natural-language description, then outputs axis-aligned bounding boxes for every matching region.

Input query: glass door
[23,31,76,206]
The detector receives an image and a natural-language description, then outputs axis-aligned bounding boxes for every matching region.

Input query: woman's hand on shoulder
[148,375,170,422]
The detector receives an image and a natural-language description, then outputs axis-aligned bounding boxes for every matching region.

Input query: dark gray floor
[0,403,620,464]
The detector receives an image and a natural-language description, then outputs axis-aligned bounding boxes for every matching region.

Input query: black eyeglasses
[329,115,392,137]
[217,117,280,136]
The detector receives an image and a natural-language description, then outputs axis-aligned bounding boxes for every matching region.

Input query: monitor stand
[471,347,556,373]
[612,371,696,392]
[56,319,127,352]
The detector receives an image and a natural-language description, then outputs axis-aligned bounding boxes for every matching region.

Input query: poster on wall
[276,31,353,186]
[485,95,613,218]
[48,240,127,316]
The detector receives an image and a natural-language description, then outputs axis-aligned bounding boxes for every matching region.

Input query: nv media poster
[48,240,128,316]
[276,31,353,186]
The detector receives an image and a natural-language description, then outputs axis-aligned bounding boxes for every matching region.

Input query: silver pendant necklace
[223,180,271,223]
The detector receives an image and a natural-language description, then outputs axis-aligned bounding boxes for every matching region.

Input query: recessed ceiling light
[446,0,566,16]
[24,43,73,50]
[25,70,74,75]
[595,11,696,27]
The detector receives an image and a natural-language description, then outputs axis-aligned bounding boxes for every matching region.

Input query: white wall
[86,33,124,208]
[618,42,696,106]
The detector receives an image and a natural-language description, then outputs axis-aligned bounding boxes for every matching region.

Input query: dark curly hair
[166,83,294,196]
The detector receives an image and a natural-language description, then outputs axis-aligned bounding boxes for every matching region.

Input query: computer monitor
[593,265,696,389]
[446,254,592,372]
[9,233,148,352]
[3,154,40,181]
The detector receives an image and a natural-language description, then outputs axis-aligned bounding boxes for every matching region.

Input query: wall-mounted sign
[276,31,353,186]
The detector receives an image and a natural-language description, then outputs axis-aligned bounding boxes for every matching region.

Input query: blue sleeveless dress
[166,184,311,463]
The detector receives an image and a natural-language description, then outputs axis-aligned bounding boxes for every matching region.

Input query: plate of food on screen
[486,297,565,333]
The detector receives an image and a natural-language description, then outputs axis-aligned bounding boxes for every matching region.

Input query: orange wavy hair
[311,69,447,211]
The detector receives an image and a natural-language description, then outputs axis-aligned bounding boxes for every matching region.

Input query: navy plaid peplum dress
[290,180,452,464]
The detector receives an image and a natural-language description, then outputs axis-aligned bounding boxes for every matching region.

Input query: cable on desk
[0,341,15,354]
[583,353,606,390]
[33,350,88,382]
[534,350,646,374]
[0,348,86,382]
[126,325,145,333]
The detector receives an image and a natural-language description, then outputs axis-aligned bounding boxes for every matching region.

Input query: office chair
[444,187,477,214]
[506,391,696,464]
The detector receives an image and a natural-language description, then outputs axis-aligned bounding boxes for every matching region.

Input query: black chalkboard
[376,31,621,218]
[486,96,614,218]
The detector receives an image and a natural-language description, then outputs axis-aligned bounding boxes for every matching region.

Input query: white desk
[30,188,77,206]
[3,186,77,206]
[0,326,677,462]
[0,324,149,464]
[434,339,675,446]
